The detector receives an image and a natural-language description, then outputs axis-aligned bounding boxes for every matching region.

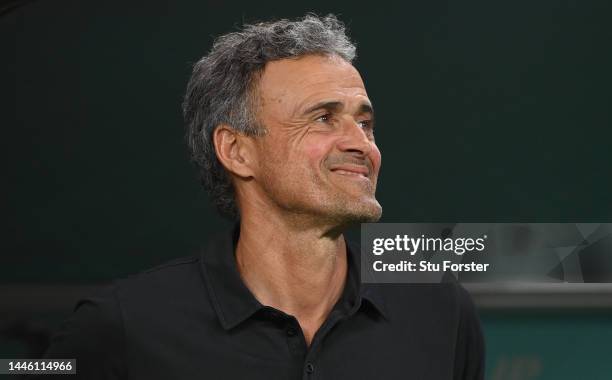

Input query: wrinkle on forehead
[256,54,368,123]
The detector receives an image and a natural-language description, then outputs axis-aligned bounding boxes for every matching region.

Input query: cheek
[370,143,382,174]
[301,136,334,166]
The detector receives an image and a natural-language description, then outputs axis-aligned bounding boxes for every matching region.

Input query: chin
[327,199,383,226]
[352,204,383,223]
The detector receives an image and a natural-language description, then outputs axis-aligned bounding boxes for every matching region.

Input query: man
[42,14,484,379]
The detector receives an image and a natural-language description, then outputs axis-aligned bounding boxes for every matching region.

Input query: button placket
[288,329,297,337]
[305,362,314,374]
[285,319,307,357]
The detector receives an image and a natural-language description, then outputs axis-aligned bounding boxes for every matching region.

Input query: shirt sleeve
[453,283,486,380]
[34,284,127,380]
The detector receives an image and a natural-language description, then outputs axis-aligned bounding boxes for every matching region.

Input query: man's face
[250,54,382,226]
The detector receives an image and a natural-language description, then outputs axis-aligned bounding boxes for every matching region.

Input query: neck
[235,210,348,346]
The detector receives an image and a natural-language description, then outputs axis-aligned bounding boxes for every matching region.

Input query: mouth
[329,165,370,179]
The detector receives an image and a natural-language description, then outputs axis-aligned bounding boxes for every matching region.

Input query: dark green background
[2,1,611,379]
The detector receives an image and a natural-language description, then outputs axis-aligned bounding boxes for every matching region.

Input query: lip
[329,164,370,178]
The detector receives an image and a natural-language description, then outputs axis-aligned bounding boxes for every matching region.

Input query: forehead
[256,54,368,112]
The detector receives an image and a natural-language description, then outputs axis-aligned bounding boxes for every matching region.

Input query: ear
[212,124,257,178]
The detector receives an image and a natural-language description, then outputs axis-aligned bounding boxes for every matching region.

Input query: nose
[336,116,373,156]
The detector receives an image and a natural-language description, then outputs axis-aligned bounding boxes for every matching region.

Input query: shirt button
[286,327,297,337]
[305,362,314,374]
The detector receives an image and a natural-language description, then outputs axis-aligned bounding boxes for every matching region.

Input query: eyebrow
[302,100,374,116]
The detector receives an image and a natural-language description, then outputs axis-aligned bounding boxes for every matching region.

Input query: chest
[123,311,458,380]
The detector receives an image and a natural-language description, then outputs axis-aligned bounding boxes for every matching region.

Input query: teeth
[334,169,365,177]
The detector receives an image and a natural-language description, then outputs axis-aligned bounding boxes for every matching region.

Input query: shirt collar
[200,225,388,331]
[346,240,389,319]
[199,226,262,330]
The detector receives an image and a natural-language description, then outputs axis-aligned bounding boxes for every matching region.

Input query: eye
[315,113,333,123]
[358,119,374,131]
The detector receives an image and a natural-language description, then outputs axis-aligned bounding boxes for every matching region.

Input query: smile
[332,169,368,178]
[329,165,370,180]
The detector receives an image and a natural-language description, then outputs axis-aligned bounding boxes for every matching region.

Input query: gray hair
[183,14,357,219]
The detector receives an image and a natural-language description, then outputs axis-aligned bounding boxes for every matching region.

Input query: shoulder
[370,278,480,330]
[45,255,208,351]
[42,256,208,378]
[51,254,204,327]
[112,255,212,319]
[43,283,126,379]
[450,282,486,379]
[371,281,485,378]
[114,256,203,300]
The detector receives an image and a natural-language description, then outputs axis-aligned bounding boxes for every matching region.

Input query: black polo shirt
[41,228,485,379]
